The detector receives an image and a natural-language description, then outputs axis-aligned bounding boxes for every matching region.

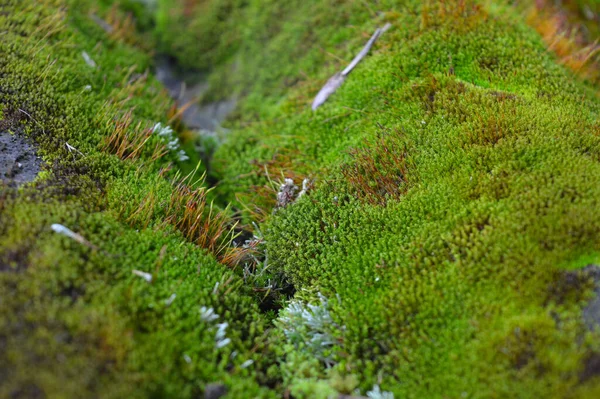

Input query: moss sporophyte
[1,0,600,398]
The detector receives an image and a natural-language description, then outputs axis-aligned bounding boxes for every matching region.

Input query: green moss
[154,0,246,71]
[4,0,600,397]
[0,0,273,397]
[158,0,600,396]
[1,195,274,397]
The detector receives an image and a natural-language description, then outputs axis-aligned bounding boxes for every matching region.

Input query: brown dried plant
[527,1,599,82]
[165,166,250,267]
[103,110,168,161]
[341,129,412,206]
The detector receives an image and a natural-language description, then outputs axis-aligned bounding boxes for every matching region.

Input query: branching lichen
[277,294,341,368]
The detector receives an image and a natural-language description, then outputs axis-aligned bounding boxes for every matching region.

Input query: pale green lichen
[277,294,340,368]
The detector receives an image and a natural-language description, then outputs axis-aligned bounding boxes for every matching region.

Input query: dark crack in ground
[155,57,236,133]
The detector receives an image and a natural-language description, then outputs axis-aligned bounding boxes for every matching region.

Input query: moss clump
[1,0,273,397]
[156,0,600,396]
[154,0,246,71]
[4,0,600,397]
[0,197,271,397]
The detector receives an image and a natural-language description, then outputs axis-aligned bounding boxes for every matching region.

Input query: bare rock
[0,130,42,186]
[204,383,227,399]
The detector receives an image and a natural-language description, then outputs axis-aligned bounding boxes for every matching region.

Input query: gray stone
[155,58,236,134]
[204,383,227,399]
[580,265,600,330]
[0,130,42,186]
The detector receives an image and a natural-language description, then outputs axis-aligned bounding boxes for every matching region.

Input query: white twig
[132,269,153,283]
[65,142,85,157]
[240,359,254,369]
[296,178,312,201]
[82,51,97,68]
[215,338,231,349]
[51,223,98,250]
[200,306,219,322]
[215,322,228,341]
[164,293,177,306]
[312,23,391,111]
[311,73,346,112]
[18,108,45,134]
[342,23,391,76]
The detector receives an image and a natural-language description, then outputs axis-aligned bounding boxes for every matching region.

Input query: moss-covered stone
[1,1,273,397]
[3,0,600,397]
[156,0,600,396]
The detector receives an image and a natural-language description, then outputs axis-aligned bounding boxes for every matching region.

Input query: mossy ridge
[155,0,600,396]
[266,137,600,395]
[0,195,273,398]
[204,0,598,208]
[272,11,600,399]
[1,0,274,397]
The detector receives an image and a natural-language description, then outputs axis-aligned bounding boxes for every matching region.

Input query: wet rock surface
[155,58,236,133]
[549,265,600,382]
[581,265,600,330]
[203,383,227,399]
[549,264,600,329]
[0,130,42,186]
